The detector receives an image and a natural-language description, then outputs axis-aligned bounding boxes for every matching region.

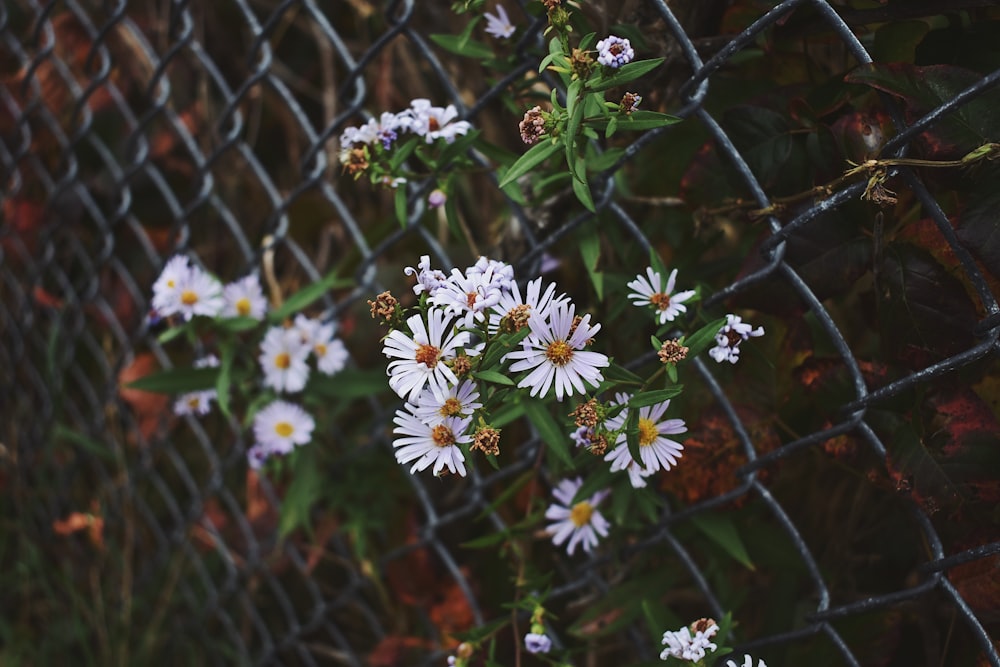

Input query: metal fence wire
[2,0,999,665]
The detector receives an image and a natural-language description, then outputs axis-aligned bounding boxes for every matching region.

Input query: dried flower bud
[619,92,642,116]
[658,339,689,364]
[501,303,532,333]
[456,642,474,659]
[450,354,472,378]
[471,426,501,457]
[519,106,547,146]
[690,618,718,634]
[588,433,608,456]
[570,48,594,80]
[368,291,398,323]
[342,146,370,177]
[542,0,561,9]
[570,398,600,428]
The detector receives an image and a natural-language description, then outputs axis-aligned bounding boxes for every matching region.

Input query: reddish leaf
[429,578,476,645]
[117,353,169,441]
[367,636,431,667]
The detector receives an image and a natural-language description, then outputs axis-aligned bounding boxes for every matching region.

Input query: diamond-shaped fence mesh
[2,0,999,665]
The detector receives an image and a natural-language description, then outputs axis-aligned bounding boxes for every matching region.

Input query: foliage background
[1,0,999,665]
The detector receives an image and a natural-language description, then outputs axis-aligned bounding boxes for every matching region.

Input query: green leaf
[476,470,535,520]
[157,323,190,344]
[452,617,511,643]
[590,110,682,132]
[572,169,596,213]
[571,465,615,504]
[389,136,419,170]
[625,408,641,467]
[267,269,351,322]
[123,366,219,394]
[497,140,561,188]
[216,316,260,333]
[279,448,323,538]
[579,226,603,299]
[305,368,387,400]
[53,425,116,463]
[523,400,572,468]
[628,387,683,408]
[460,531,510,549]
[490,400,524,428]
[605,115,619,138]
[586,57,664,92]
[690,513,755,570]
[683,317,728,359]
[603,361,644,386]
[480,326,531,370]
[394,186,408,228]
[473,369,515,386]
[215,343,235,418]
[429,33,494,59]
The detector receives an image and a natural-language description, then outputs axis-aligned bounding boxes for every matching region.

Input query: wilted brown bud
[619,92,642,116]
[471,427,501,457]
[342,146,369,177]
[450,354,472,378]
[570,398,600,428]
[519,106,547,146]
[501,304,531,333]
[658,339,689,364]
[588,433,608,456]
[542,0,561,11]
[570,47,594,80]
[690,618,718,634]
[368,291,398,323]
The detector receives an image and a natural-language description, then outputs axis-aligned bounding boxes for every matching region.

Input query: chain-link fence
[2,0,999,665]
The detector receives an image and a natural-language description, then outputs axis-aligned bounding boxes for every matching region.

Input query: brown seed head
[368,290,398,323]
[471,427,501,457]
[588,433,608,456]
[619,92,642,116]
[570,398,600,428]
[690,618,718,634]
[658,339,689,365]
[519,106,547,146]
[450,354,472,378]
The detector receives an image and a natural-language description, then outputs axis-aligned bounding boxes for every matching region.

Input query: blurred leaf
[872,20,930,64]
[394,186,408,229]
[497,139,561,188]
[279,448,323,537]
[452,617,510,643]
[524,400,572,467]
[628,387,684,408]
[626,408,641,467]
[845,63,1000,157]
[53,425,115,463]
[690,513,755,570]
[216,316,260,333]
[683,317,728,359]
[215,342,235,418]
[429,33,494,60]
[473,370,515,386]
[123,366,219,394]
[590,111,683,132]
[723,105,808,194]
[957,173,1000,282]
[267,270,350,322]
[572,169,596,213]
[306,368,386,400]
[887,420,968,516]
[579,228,604,300]
[571,465,615,504]
[587,58,665,92]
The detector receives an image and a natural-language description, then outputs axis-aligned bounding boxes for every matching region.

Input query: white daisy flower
[174,355,220,416]
[727,655,767,667]
[173,263,225,321]
[408,98,472,144]
[252,399,315,460]
[259,326,311,393]
[523,632,552,654]
[660,619,719,662]
[545,477,610,556]
[383,309,470,403]
[429,265,507,328]
[311,324,349,376]
[222,274,267,320]
[392,406,471,476]
[604,392,686,487]
[151,255,192,317]
[484,4,516,39]
[404,254,448,297]
[503,300,609,401]
[466,256,515,292]
[627,267,696,324]
[488,276,566,335]
[411,380,482,426]
[708,314,765,364]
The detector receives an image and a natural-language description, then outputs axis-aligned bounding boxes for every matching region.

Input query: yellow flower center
[315,343,327,357]
[415,343,440,368]
[274,422,294,437]
[274,352,291,370]
[439,397,463,417]
[545,339,573,367]
[431,424,455,447]
[649,292,671,311]
[166,279,176,288]
[570,501,593,527]
[638,417,658,447]
[187,396,201,409]
[236,297,251,316]
[180,290,199,306]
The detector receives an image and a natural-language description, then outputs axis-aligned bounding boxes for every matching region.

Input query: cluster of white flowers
[174,354,221,416]
[259,314,348,395]
[382,256,610,478]
[660,618,720,662]
[248,399,315,469]
[339,98,472,157]
[709,314,765,364]
[152,255,268,323]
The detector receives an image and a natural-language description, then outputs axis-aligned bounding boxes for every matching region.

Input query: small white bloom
[523,632,552,654]
[627,267,696,324]
[604,392,685,487]
[708,314,765,364]
[311,323,349,376]
[173,263,225,321]
[383,309,470,403]
[545,477,610,556]
[488,276,566,335]
[222,274,267,320]
[404,254,448,297]
[429,265,507,328]
[392,405,471,477]
[259,326,311,393]
[596,35,635,68]
[484,4,516,39]
[252,400,315,464]
[503,300,609,401]
[174,355,220,416]
[151,255,192,317]
[466,256,515,291]
[408,98,472,144]
[660,620,719,662]
[411,380,482,426]
[726,655,767,667]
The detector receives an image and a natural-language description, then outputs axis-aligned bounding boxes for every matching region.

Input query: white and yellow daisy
[151,255,192,317]
[411,380,482,426]
[503,300,609,401]
[627,267,696,324]
[487,276,566,335]
[172,263,224,321]
[222,274,267,320]
[259,326,311,393]
[392,406,471,477]
[383,309,470,403]
[604,392,686,486]
[251,399,315,465]
[545,477,610,556]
